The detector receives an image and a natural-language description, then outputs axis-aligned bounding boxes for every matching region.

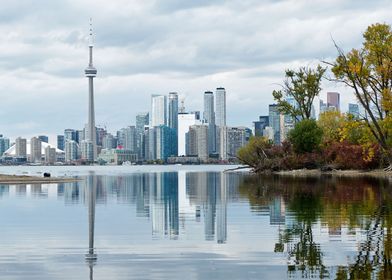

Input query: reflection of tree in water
[239,175,392,279]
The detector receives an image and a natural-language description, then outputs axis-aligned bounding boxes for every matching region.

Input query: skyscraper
[204,91,216,154]
[15,137,27,158]
[215,88,226,127]
[151,95,167,127]
[269,104,281,144]
[178,112,201,156]
[136,112,149,160]
[168,92,179,132]
[186,124,209,160]
[216,87,227,160]
[84,20,98,161]
[0,135,10,156]
[57,135,65,151]
[254,116,269,137]
[327,92,340,111]
[30,137,42,163]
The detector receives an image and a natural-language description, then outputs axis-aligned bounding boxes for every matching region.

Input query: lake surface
[0,165,391,279]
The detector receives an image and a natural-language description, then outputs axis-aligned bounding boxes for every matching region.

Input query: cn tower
[85,19,97,161]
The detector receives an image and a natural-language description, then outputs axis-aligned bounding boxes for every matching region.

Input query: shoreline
[0,174,81,184]
[272,169,392,178]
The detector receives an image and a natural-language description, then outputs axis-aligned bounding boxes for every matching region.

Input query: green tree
[272,65,326,121]
[289,119,323,153]
[326,23,392,167]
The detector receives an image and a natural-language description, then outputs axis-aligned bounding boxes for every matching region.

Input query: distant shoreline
[272,169,392,178]
[0,174,81,184]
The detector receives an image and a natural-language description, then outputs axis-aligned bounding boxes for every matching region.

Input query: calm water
[0,166,391,279]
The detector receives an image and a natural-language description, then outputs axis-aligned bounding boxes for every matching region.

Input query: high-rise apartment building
[64,129,77,142]
[227,127,247,158]
[269,104,281,144]
[254,116,269,136]
[0,135,10,156]
[327,92,340,111]
[186,124,208,160]
[57,135,65,151]
[204,91,216,154]
[215,88,227,159]
[136,112,149,160]
[65,140,78,162]
[45,146,56,164]
[168,92,179,132]
[215,88,226,127]
[81,140,94,162]
[178,112,201,156]
[151,95,167,127]
[30,137,42,163]
[15,137,27,158]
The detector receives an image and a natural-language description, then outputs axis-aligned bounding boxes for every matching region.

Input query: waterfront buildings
[215,88,227,160]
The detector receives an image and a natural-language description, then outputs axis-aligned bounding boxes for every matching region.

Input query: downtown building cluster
[253,92,360,144]
[0,88,251,165]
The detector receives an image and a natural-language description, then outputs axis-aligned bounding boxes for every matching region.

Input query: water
[0,166,391,279]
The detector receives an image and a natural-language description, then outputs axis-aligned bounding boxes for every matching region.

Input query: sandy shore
[273,169,392,178]
[0,174,81,184]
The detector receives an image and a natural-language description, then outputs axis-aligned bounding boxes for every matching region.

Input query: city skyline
[0,1,390,142]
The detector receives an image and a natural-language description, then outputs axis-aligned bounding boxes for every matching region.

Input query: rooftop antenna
[180,98,185,113]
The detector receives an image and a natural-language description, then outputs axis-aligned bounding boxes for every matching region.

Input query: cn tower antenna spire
[89,18,94,47]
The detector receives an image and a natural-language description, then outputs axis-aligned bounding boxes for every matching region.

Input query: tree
[237,136,272,171]
[326,23,392,167]
[318,110,345,144]
[289,119,323,153]
[272,65,326,121]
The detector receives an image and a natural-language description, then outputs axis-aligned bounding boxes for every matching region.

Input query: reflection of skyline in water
[0,172,243,243]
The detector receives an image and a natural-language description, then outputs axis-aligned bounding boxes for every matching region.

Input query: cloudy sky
[0,0,390,143]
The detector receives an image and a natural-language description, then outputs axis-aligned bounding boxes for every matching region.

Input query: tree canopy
[272,65,326,121]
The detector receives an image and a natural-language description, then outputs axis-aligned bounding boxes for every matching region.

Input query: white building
[151,95,167,127]
[178,112,201,156]
[263,126,274,141]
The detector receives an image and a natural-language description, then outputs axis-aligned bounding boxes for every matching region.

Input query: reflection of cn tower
[85,173,97,279]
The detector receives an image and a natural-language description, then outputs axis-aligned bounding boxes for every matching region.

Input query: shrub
[289,119,323,154]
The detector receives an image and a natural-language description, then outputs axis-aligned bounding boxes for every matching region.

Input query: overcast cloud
[0,0,391,143]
